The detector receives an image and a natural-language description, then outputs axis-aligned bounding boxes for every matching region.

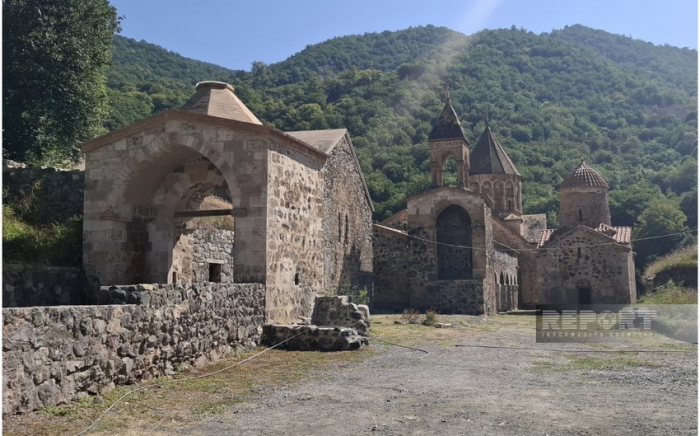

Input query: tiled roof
[428,98,470,143]
[560,159,608,190]
[469,123,520,176]
[538,225,632,247]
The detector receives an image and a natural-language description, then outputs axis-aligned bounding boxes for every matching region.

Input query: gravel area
[181,316,698,436]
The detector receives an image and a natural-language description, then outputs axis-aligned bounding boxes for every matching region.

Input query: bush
[2,205,82,266]
[422,309,439,326]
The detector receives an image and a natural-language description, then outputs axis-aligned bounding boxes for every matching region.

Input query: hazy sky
[110,0,698,71]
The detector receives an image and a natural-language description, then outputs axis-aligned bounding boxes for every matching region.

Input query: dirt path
[183,315,697,436]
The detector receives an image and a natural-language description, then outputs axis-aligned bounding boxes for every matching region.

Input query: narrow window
[294,272,300,286]
[172,271,177,284]
[344,214,349,245]
[577,247,581,258]
[508,200,513,210]
[209,263,222,283]
[579,209,583,222]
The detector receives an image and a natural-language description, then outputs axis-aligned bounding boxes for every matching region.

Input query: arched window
[579,209,583,222]
[494,182,504,210]
[500,272,505,285]
[482,181,493,200]
[470,182,480,193]
[436,205,472,280]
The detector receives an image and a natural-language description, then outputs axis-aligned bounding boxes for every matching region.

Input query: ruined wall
[311,296,370,334]
[3,165,84,223]
[492,249,519,312]
[171,227,234,284]
[420,280,486,314]
[265,143,325,323]
[537,228,636,304]
[322,136,374,295]
[372,225,411,309]
[2,283,265,415]
[3,266,85,308]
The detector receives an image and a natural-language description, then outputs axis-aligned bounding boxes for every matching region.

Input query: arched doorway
[436,205,472,280]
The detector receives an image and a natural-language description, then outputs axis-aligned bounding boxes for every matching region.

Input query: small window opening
[209,263,222,283]
[344,214,349,245]
[508,200,513,210]
[172,271,177,284]
[579,209,583,222]
[294,272,300,286]
[577,247,581,258]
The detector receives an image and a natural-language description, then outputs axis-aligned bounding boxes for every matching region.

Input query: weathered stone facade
[81,82,373,324]
[2,282,265,415]
[3,265,85,308]
[372,99,635,313]
[172,227,235,284]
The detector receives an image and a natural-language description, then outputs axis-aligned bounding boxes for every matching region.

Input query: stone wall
[321,135,374,295]
[372,225,411,309]
[311,296,370,334]
[265,143,325,324]
[559,187,611,228]
[2,282,265,415]
[172,227,234,284]
[420,280,486,314]
[3,165,84,224]
[537,227,635,304]
[3,265,85,308]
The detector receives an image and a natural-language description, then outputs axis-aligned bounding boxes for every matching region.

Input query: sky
[110,0,698,72]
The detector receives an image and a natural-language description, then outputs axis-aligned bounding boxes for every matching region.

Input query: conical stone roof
[181,81,262,124]
[469,123,520,175]
[428,98,470,144]
[560,159,609,190]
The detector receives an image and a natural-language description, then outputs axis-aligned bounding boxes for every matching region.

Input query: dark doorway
[578,287,591,305]
[436,205,472,280]
[209,263,222,283]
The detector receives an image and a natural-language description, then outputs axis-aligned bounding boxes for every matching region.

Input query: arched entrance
[436,205,472,280]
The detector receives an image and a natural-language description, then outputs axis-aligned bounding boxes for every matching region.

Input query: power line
[373,222,697,253]
[72,331,304,436]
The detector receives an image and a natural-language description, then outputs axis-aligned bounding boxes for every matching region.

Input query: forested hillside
[104,25,697,261]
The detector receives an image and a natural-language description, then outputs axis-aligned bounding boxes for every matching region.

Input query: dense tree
[3,0,121,165]
[634,201,691,265]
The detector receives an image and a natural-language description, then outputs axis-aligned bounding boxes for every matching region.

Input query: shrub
[422,309,439,326]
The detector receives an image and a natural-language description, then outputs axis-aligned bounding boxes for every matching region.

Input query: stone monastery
[81,81,636,318]
[3,81,638,415]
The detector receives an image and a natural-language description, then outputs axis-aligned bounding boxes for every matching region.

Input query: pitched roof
[560,159,609,190]
[181,81,262,124]
[428,98,470,143]
[469,123,520,176]
[537,225,632,247]
[286,129,347,154]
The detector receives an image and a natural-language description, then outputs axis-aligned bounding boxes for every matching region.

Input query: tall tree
[3,0,121,165]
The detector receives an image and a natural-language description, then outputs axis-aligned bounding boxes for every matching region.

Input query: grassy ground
[643,245,697,279]
[2,347,377,436]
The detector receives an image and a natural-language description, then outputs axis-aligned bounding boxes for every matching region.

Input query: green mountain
[105,25,698,234]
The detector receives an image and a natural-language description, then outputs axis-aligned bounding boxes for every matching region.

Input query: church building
[373,97,636,314]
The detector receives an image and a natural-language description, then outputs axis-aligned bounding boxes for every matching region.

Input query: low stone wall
[3,165,84,224]
[2,282,265,415]
[261,325,368,351]
[3,265,85,308]
[311,296,370,334]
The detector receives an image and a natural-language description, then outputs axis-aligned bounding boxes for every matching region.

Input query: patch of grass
[644,245,698,279]
[2,204,82,266]
[2,346,378,436]
[529,354,660,373]
[422,309,439,326]
[637,280,697,305]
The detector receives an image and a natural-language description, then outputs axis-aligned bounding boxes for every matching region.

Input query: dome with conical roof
[560,159,608,190]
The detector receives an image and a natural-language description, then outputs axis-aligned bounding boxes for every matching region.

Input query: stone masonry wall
[2,282,265,415]
[266,143,325,324]
[322,135,374,294]
[3,165,84,224]
[372,225,411,309]
[172,227,234,284]
[3,265,85,308]
[537,228,635,304]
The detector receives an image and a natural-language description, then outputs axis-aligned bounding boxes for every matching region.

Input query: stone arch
[505,181,515,212]
[494,181,504,210]
[436,205,472,280]
[470,181,480,193]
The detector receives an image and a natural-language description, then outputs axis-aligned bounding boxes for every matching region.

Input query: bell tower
[428,93,470,188]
